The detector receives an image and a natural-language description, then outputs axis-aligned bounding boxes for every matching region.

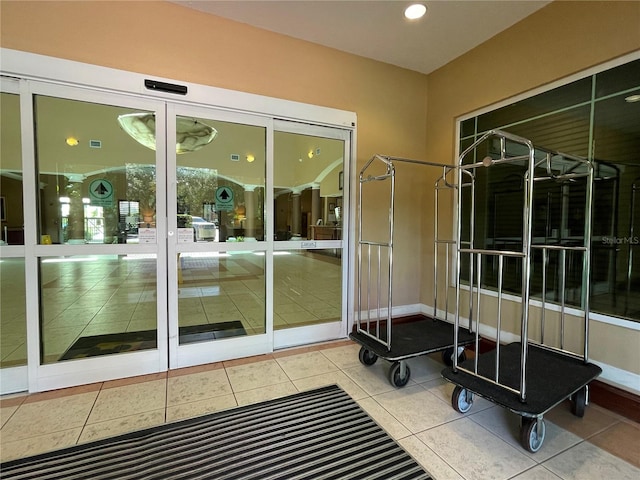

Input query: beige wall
[0,0,428,304]
[422,0,640,381]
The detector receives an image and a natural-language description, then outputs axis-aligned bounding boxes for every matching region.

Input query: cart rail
[452,130,594,403]
[356,154,458,349]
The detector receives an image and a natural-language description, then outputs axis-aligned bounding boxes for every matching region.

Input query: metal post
[541,248,546,345]
[519,141,536,403]
[475,252,482,374]
[560,248,566,351]
[496,254,503,383]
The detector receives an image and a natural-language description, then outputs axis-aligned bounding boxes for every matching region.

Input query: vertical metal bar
[367,243,372,334]
[520,143,536,403]
[357,172,363,332]
[387,167,395,348]
[474,253,482,374]
[468,177,476,331]
[541,248,547,345]
[377,244,381,338]
[445,242,450,321]
[560,248,566,351]
[495,254,503,383]
[453,164,464,370]
[583,164,594,362]
[434,180,439,318]
[627,182,638,311]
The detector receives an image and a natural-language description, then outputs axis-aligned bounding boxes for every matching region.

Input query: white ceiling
[171,0,551,75]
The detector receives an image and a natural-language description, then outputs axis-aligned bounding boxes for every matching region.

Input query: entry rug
[0,385,431,480]
[59,321,246,360]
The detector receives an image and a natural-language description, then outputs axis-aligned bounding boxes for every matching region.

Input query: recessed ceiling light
[405,3,427,20]
[65,137,79,146]
[624,94,640,103]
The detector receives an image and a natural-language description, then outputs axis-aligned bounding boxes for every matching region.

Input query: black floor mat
[59,321,246,360]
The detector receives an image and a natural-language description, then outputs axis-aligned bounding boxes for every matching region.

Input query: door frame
[1,48,357,393]
[0,77,28,394]
[21,80,169,393]
[166,103,275,369]
[272,120,354,349]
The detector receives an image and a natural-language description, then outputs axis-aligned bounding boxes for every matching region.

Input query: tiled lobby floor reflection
[1,340,639,479]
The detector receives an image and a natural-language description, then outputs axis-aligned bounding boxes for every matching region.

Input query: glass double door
[1,80,349,393]
[170,112,349,368]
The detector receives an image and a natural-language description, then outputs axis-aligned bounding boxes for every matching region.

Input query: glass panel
[476,77,592,133]
[175,116,266,342]
[590,91,640,320]
[595,59,640,98]
[274,250,341,329]
[34,96,156,245]
[175,116,266,243]
[0,259,27,367]
[459,58,640,322]
[460,118,476,139]
[274,131,344,241]
[501,105,591,158]
[178,252,265,343]
[1,91,27,372]
[273,130,344,332]
[1,92,24,245]
[40,254,157,364]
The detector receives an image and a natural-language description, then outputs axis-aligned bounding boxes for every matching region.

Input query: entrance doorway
[0,67,354,393]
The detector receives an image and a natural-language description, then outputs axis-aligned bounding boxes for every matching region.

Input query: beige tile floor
[1,251,342,367]
[1,339,639,479]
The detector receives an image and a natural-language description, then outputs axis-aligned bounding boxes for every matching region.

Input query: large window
[459,58,640,322]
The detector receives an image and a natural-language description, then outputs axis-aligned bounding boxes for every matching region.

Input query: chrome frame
[627,178,640,314]
[452,130,594,402]
[356,154,457,350]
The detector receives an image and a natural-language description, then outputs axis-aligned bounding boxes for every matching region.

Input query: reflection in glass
[274,132,344,241]
[0,259,27,367]
[178,252,265,343]
[117,113,217,153]
[176,116,266,242]
[34,96,156,245]
[273,251,341,329]
[1,92,24,245]
[39,255,158,364]
[476,77,591,134]
[459,58,640,322]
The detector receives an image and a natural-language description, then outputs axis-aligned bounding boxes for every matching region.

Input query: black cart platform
[350,317,476,388]
[442,342,602,451]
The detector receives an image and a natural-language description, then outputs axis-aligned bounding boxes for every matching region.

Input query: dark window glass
[459,58,640,322]
[476,78,592,133]
[461,118,476,138]
[595,59,640,98]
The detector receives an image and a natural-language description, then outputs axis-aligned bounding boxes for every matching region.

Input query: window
[459,58,640,322]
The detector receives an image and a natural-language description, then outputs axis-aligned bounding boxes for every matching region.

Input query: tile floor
[1,250,342,367]
[1,339,639,479]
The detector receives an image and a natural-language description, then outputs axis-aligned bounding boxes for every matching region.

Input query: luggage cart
[441,130,602,452]
[350,154,475,388]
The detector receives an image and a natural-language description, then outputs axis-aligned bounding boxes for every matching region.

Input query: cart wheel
[358,347,378,366]
[389,362,411,388]
[442,347,467,367]
[451,386,473,413]
[520,418,546,453]
[571,386,587,418]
